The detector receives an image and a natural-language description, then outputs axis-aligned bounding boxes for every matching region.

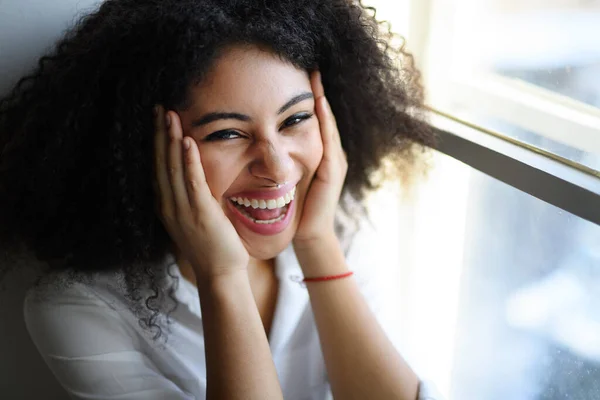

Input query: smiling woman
[0,0,438,399]
[175,46,322,258]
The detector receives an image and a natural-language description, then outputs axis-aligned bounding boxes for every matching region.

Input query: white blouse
[24,226,443,400]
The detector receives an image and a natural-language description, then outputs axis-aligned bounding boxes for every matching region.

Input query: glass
[426,0,600,171]
[371,150,600,399]
[454,162,600,399]
[452,111,600,171]
[452,0,600,107]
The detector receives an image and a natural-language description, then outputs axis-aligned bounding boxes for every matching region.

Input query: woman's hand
[293,71,348,250]
[154,106,249,281]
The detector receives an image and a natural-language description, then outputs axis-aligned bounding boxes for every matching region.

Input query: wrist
[195,268,250,295]
[292,231,339,254]
[293,235,347,277]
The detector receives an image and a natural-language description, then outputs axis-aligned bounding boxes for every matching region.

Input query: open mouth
[229,186,295,225]
[226,186,296,235]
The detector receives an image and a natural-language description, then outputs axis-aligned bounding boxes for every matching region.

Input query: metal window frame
[441,75,600,155]
[429,110,600,226]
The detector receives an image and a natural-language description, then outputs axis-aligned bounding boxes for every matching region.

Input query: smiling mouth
[229,186,295,224]
[232,203,290,224]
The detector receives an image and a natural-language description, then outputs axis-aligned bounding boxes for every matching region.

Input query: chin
[243,232,295,260]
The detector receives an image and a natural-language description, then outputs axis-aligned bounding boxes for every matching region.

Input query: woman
[0,0,440,399]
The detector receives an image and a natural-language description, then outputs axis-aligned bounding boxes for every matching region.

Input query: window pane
[374,150,600,399]
[421,0,600,171]
[456,112,600,171]
[452,0,600,108]
[453,161,600,399]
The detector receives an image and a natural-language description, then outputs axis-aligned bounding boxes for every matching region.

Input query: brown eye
[281,112,313,129]
[204,130,243,141]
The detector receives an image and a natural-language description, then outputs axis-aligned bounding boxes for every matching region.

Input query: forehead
[187,45,311,113]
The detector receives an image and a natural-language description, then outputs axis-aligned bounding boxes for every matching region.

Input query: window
[424,0,600,169]
[369,0,600,169]
[364,1,600,399]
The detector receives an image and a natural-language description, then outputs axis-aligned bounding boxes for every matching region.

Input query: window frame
[429,110,600,226]
[404,0,600,159]
[436,74,600,155]
[395,0,600,224]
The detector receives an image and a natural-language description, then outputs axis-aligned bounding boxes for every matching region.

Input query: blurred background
[366,0,600,399]
[0,1,102,398]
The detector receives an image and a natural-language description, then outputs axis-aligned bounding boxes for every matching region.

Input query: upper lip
[228,181,298,200]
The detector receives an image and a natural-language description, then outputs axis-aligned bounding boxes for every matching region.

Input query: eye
[281,112,314,129]
[204,130,243,142]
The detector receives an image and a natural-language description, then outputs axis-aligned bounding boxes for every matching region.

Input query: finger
[311,70,325,98]
[321,96,342,148]
[182,136,212,214]
[311,71,342,156]
[166,110,192,212]
[154,105,174,214]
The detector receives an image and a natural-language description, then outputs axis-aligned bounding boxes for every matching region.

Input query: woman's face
[177,45,323,260]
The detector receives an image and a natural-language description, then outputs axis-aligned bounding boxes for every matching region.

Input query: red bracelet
[302,271,354,283]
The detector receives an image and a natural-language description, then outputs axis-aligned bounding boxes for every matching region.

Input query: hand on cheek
[293,71,348,249]
[153,106,249,281]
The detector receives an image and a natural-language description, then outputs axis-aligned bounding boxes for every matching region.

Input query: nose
[248,138,294,185]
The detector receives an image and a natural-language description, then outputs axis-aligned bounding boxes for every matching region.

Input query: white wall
[0,1,101,397]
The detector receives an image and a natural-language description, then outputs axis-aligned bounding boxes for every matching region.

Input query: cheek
[196,147,237,199]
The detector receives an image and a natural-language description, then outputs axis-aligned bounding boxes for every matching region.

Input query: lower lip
[227,199,295,236]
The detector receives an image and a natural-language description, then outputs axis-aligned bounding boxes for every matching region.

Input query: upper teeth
[231,187,296,210]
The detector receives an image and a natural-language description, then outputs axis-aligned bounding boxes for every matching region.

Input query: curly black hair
[0,0,434,340]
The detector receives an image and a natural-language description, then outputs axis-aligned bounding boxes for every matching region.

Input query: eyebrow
[191,112,250,127]
[277,92,314,115]
[191,92,314,127]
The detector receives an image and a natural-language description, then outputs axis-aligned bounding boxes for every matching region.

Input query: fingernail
[165,113,171,128]
[183,138,191,150]
[153,105,159,116]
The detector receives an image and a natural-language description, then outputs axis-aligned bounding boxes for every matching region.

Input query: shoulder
[22,270,196,399]
[23,268,129,315]
[23,270,141,359]
[24,271,107,315]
